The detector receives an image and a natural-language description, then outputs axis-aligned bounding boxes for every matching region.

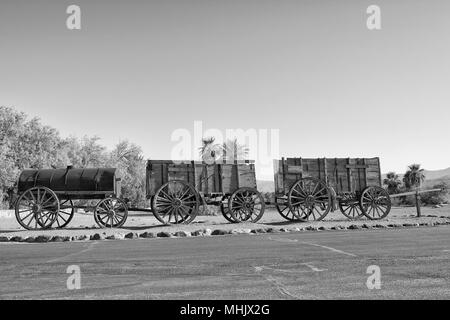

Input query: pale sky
[1,0,450,179]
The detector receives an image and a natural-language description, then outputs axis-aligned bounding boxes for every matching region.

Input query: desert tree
[403,163,426,190]
[78,136,107,168]
[0,106,67,207]
[198,136,223,163]
[222,138,249,162]
[108,140,146,207]
[383,171,402,194]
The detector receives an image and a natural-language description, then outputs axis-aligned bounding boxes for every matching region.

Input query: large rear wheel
[287,178,332,221]
[152,180,200,225]
[15,186,59,230]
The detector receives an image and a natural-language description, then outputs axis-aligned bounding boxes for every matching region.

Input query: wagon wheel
[15,186,59,230]
[220,195,238,223]
[228,187,265,223]
[287,178,332,221]
[338,193,364,220]
[50,199,75,228]
[152,180,199,225]
[360,186,391,220]
[275,195,307,221]
[94,197,128,228]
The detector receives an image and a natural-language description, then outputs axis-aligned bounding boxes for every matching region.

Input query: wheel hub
[172,199,182,208]
[305,195,315,207]
[32,204,42,213]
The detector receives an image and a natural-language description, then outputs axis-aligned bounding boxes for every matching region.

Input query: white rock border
[0,216,449,244]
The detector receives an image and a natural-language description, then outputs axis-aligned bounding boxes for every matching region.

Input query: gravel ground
[0,205,449,242]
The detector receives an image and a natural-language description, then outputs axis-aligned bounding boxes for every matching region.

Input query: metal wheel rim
[360,187,391,220]
[228,188,265,223]
[288,178,331,221]
[152,180,199,225]
[15,186,59,230]
[94,198,128,228]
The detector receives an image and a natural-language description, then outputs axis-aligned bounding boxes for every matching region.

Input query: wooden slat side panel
[221,164,238,194]
[301,158,322,180]
[237,163,257,189]
[366,157,382,187]
[207,165,216,193]
[168,164,192,181]
[146,162,165,197]
[273,158,303,194]
[194,163,207,193]
[193,163,221,194]
[274,157,382,195]
[147,160,200,196]
[326,158,339,193]
[273,159,283,195]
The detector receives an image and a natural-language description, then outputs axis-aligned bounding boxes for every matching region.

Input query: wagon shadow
[261,218,353,226]
[0,230,21,234]
[123,221,238,230]
[262,221,308,226]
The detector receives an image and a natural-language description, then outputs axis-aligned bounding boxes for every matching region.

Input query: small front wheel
[228,188,265,223]
[360,186,391,220]
[51,199,75,228]
[220,195,238,223]
[338,193,364,220]
[275,195,307,221]
[94,198,128,228]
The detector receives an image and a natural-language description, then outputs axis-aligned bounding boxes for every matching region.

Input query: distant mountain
[423,175,450,188]
[382,167,450,183]
[421,168,450,180]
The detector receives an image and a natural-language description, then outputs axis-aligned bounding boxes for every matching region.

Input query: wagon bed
[146,160,265,224]
[146,160,257,197]
[15,166,127,230]
[274,157,382,195]
[273,157,390,221]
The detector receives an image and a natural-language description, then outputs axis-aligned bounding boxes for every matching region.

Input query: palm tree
[198,137,222,163]
[383,171,402,194]
[222,138,249,162]
[403,164,426,190]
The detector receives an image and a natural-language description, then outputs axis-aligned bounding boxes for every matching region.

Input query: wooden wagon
[146,160,265,224]
[273,157,391,221]
[15,167,127,230]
